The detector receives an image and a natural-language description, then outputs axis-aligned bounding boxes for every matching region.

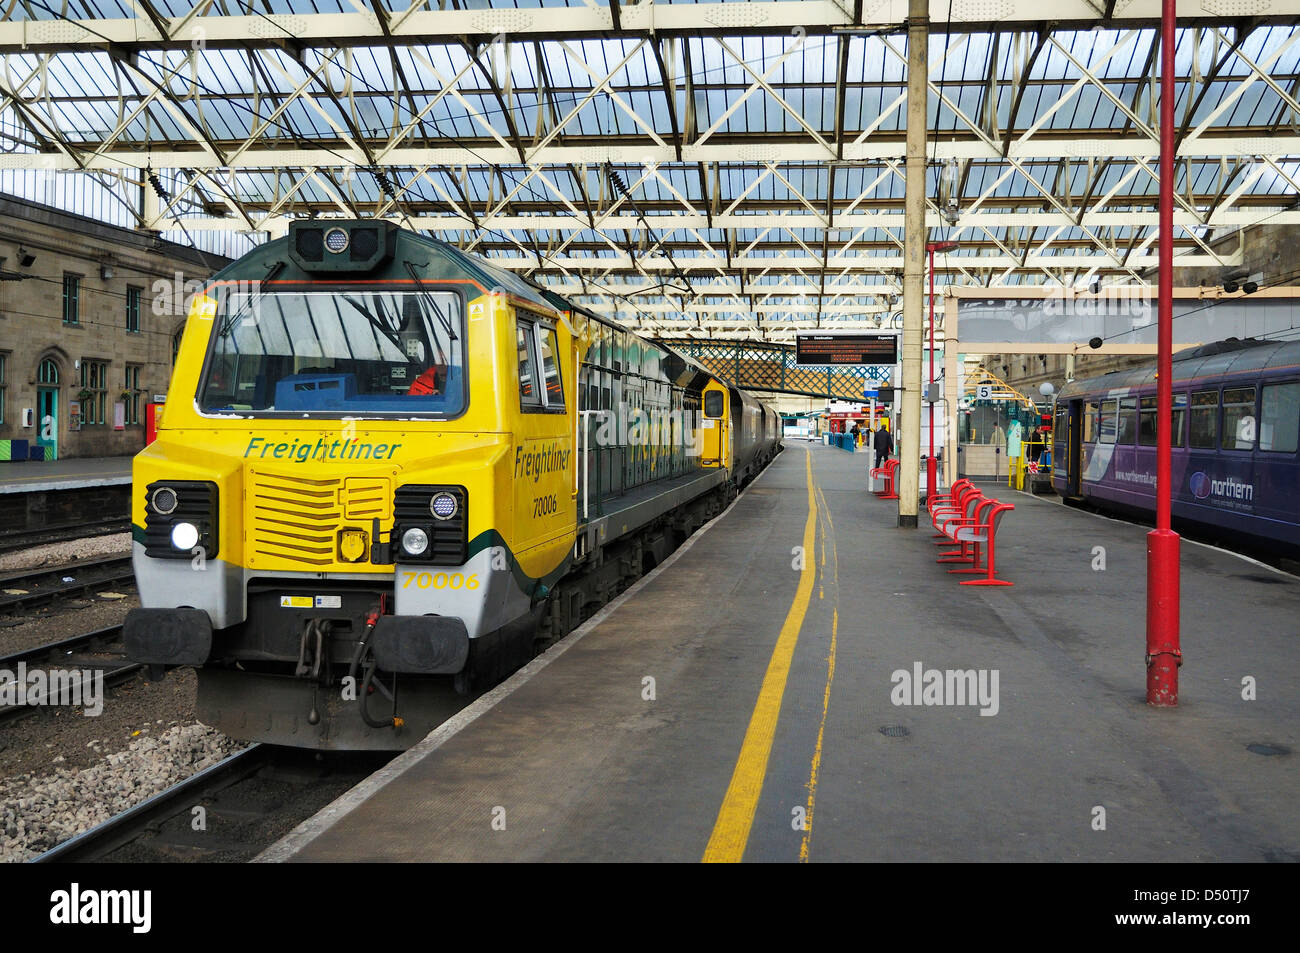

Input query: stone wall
[0,195,226,459]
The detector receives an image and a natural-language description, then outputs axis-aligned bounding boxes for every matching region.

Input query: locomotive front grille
[247,470,391,568]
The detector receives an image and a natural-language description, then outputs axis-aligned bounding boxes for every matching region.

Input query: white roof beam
[7,3,1300,53]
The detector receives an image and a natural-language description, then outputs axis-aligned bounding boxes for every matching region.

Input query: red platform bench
[934,495,1015,587]
[871,458,900,499]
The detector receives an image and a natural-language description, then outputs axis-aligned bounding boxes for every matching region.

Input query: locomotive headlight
[150,486,179,515]
[430,492,458,521]
[401,527,430,557]
[323,227,350,254]
[171,521,200,551]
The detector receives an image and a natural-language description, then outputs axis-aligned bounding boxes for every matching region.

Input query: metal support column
[898,0,928,527]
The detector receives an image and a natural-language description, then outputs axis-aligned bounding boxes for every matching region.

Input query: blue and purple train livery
[1052,338,1300,552]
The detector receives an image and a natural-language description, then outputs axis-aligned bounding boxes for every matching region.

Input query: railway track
[31,744,271,862]
[0,555,134,614]
[32,744,391,863]
[0,519,131,557]
[0,624,140,723]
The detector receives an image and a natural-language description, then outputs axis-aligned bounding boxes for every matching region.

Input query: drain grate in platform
[1246,743,1290,757]
[879,725,910,738]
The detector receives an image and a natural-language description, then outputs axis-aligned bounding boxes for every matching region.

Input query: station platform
[0,455,133,494]
[262,442,1300,863]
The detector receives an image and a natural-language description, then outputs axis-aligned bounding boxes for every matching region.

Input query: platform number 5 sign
[976,384,993,400]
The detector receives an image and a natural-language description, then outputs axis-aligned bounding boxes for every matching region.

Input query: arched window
[172,325,185,365]
[38,358,59,385]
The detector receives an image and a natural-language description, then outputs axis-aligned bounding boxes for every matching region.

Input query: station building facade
[979,223,1300,401]
[0,195,225,459]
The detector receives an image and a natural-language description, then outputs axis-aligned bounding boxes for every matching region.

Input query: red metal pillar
[1147,0,1181,706]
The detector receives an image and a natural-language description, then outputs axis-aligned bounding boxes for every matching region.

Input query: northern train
[125,219,781,749]
[1052,337,1300,552]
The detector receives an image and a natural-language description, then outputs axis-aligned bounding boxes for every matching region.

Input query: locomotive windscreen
[198,290,466,416]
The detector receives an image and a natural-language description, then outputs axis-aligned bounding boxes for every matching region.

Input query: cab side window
[538,325,565,412]
[517,320,541,409]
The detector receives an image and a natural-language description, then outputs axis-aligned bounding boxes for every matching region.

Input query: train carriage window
[1098,399,1118,443]
[704,390,725,418]
[1138,397,1157,446]
[1189,390,1219,448]
[517,321,542,409]
[1083,401,1098,443]
[1117,397,1138,444]
[1221,386,1257,450]
[1172,392,1186,448]
[1260,382,1300,453]
[1138,394,1187,448]
[537,325,565,411]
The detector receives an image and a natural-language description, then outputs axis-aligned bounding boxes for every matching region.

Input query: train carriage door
[702,384,725,466]
[1066,399,1083,497]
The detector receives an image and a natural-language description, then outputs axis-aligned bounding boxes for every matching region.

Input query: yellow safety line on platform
[800,479,839,862]
[702,450,818,863]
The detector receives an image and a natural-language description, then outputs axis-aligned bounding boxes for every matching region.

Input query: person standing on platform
[850,422,861,448]
[873,425,893,469]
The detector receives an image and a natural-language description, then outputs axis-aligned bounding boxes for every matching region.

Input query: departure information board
[795,334,898,366]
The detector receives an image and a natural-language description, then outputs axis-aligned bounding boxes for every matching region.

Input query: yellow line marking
[702,449,818,863]
[800,479,839,863]
[800,608,837,862]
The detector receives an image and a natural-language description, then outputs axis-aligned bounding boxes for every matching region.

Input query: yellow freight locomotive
[126,220,781,748]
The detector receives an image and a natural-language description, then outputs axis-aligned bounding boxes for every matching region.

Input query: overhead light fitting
[17,247,35,267]
[1224,271,1261,294]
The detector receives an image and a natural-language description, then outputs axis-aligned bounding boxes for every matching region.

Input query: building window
[0,351,7,425]
[126,286,142,333]
[124,364,142,426]
[38,358,59,385]
[63,273,80,326]
[79,359,108,426]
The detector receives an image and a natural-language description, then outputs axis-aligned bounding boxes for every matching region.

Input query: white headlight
[171,521,200,550]
[401,527,430,556]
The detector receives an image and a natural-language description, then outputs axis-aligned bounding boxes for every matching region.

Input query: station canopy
[2,1,1300,341]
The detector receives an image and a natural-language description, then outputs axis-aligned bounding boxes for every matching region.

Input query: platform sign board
[795,333,897,366]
